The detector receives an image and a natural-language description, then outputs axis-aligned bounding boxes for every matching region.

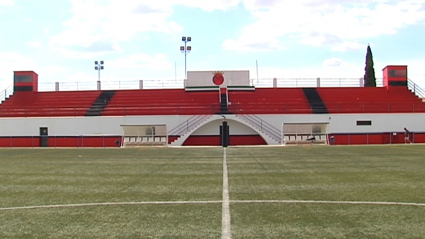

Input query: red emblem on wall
[212,71,224,86]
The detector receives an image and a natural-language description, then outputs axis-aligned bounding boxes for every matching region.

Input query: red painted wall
[182,135,266,146]
[0,136,121,148]
[329,132,422,145]
[0,133,424,147]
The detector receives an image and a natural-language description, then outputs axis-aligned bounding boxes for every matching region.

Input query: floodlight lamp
[187,37,191,42]
[100,61,104,65]
[180,46,184,51]
[187,46,192,51]
[182,36,186,41]
[95,61,98,64]
[100,66,104,70]
[95,66,99,70]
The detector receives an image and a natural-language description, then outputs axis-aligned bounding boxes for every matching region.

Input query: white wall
[253,113,425,133]
[1,113,424,136]
[0,115,194,136]
[192,119,258,135]
[186,70,250,87]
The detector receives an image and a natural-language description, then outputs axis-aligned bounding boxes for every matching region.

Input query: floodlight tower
[94,61,104,81]
[180,36,191,79]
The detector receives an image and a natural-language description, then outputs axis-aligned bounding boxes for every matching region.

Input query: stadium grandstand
[0,65,425,147]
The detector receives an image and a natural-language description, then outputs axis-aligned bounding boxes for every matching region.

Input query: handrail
[29,78,390,92]
[168,114,211,136]
[408,79,425,99]
[0,84,14,103]
[237,114,281,143]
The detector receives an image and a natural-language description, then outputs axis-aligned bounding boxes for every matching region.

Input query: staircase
[302,88,328,114]
[85,90,116,116]
[0,84,14,104]
[168,115,214,146]
[219,87,229,114]
[235,114,281,145]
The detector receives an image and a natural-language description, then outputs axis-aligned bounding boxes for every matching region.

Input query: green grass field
[1,145,425,238]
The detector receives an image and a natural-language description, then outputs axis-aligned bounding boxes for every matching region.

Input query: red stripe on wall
[183,135,266,146]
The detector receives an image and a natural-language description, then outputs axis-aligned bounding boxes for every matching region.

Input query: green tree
[364,44,377,87]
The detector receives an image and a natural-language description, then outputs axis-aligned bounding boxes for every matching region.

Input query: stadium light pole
[94,61,104,81]
[180,36,191,79]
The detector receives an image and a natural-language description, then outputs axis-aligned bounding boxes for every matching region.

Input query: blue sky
[1,0,425,90]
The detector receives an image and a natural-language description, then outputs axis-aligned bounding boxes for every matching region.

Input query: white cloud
[50,0,248,58]
[109,53,172,70]
[222,38,283,52]
[38,65,67,77]
[0,0,14,6]
[27,41,43,48]
[224,0,425,51]
[323,57,344,67]
[50,0,186,58]
[0,52,37,89]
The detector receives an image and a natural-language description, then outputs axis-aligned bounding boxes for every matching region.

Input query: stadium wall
[0,113,424,147]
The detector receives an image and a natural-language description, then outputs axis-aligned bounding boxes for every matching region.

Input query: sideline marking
[0,201,222,211]
[1,199,425,212]
[222,148,232,239]
[232,200,425,207]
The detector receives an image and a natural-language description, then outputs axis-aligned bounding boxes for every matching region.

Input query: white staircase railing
[408,79,425,99]
[168,115,213,145]
[0,84,13,103]
[236,114,281,144]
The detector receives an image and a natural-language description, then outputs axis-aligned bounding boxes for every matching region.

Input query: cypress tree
[364,44,377,87]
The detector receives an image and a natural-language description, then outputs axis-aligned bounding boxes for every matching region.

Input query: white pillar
[55,82,59,91]
[273,78,277,88]
[317,77,321,87]
[139,80,143,89]
[97,80,101,90]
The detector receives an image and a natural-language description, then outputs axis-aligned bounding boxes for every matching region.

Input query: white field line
[1,199,425,212]
[0,201,222,211]
[232,200,425,207]
[222,148,232,239]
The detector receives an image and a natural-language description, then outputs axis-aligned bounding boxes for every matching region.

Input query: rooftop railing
[32,77,384,92]
[1,77,424,102]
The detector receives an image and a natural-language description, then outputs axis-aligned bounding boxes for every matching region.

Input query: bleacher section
[0,91,101,117]
[102,89,221,116]
[316,87,425,113]
[86,90,116,116]
[1,87,424,118]
[302,88,328,114]
[228,88,312,114]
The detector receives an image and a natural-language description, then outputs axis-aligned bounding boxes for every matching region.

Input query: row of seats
[0,91,101,117]
[228,88,312,114]
[316,87,425,113]
[1,87,424,117]
[102,89,220,116]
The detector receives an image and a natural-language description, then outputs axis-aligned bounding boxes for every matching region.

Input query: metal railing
[168,114,212,136]
[32,78,387,92]
[0,77,423,92]
[236,114,282,143]
[0,84,13,102]
[408,79,425,99]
